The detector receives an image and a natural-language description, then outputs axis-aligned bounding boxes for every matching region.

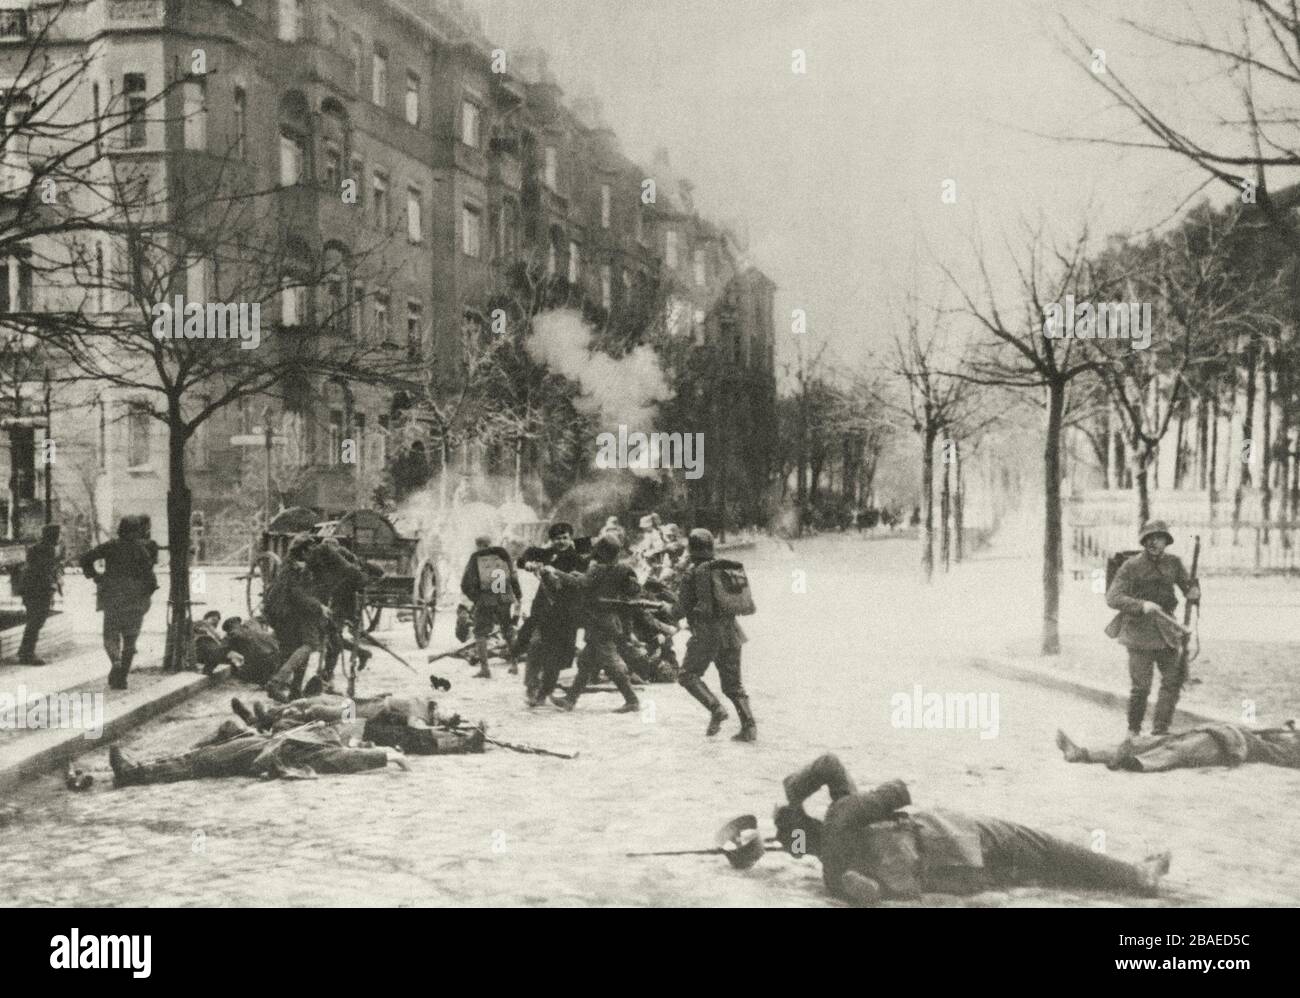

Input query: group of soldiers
[455,514,758,742]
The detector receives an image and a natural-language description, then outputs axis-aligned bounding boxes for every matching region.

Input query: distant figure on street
[1056,722,1300,772]
[774,753,1171,906]
[79,515,159,690]
[1105,520,1200,736]
[14,523,62,665]
[460,534,521,679]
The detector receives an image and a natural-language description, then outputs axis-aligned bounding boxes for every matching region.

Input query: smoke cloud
[527,309,670,430]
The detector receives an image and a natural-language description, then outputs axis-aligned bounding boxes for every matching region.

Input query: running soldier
[13,523,62,665]
[539,533,641,714]
[1105,520,1200,736]
[672,528,756,741]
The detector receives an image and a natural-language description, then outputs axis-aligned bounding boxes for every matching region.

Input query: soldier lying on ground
[1056,722,1300,772]
[230,692,486,755]
[774,753,1171,906]
[108,718,402,787]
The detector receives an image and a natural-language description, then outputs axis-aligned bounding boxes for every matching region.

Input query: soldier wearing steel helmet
[1105,519,1201,736]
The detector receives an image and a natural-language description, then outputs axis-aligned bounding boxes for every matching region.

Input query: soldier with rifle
[1104,520,1200,736]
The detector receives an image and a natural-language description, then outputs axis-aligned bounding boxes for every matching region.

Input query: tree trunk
[1042,380,1065,655]
[163,409,193,673]
[921,425,936,583]
[1135,450,1152,526]
[940,435,951,572]
[1234,344,1256,542]
[1263,346,1274,543]
[954,437,965,563]
[1173,401,1188,489]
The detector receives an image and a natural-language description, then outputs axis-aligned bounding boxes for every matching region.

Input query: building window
[405,72,421,126]
[183,79,206,151]
[600,264,611,310]
[568,241,580,284]
[462,203,481,258]
[601,183,611,229]
[665,230,678,269]
[375,291,391,343]
[354,413,367,469]
[406,301,423,357]
[407,188,423,243]
[280,278,306,326]
[372,172,388,227]
[328,409,344,465]
[323,143,342,190]
[279,131,305,185]
[349,32,363,93]
[325,274,346,334]
[351,282,366,337]
[375,414,388,467]
[124,73,147,148]
[0,256,33,312]
[278,0,303,42]
[127,402,151,469]
[372,47,388,107]
[461,100,480,148]
[546,238,557,277]
[693,248,706,287]
[503,200,520,258]
[461,310,482,355]
[233,86,247,159]
[543,145,558,190]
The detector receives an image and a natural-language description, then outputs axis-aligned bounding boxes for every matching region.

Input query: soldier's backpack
[708,558,756,617]
[474,550,513,605]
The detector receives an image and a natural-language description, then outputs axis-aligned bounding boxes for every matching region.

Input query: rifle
[426,638,508,664]
[597,598,673,612]
[1179,535,1201,687]
[448,720,578,760]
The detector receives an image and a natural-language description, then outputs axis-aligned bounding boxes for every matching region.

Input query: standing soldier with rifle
[518,521,587,707]
[1105,520,1201,737]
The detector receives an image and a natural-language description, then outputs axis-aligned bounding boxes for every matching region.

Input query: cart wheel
[413,560,437,649]
[363,605,383,633]
[246,552,281,618]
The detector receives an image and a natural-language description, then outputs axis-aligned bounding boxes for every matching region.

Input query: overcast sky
[470,0,1277,378]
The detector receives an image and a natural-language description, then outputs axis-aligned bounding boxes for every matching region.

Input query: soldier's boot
[472,636,493,678]
[682,677,727,735]
[730,696,757,742]
[1126,686,1149,736]
[109,746,193,787]
[1151,682,1182,736]
[553,672,587,712]
[609,665,641,713]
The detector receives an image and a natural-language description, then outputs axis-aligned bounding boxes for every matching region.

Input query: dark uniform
[80,516,159,690]
[542,536,641,712]
[519,537,588,706]
[263,542,330,699]
[109,718,391,786]
[1059,722,1300,772]
[306,539,380,683]
[221,618,281,685]
[673,529,755,740]
[776,754,1168,906]
[16,523,61,664]
[1105,520,1198,735]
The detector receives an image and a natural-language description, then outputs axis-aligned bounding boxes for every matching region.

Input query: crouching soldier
[774,753,1171,906]
[540,533,641,714]
[263,534,330,701]
[672,528,756,741]
[108,717,401,786]
[461,535,521,679]
[1105,520,1200,736]
[220,616,281,685]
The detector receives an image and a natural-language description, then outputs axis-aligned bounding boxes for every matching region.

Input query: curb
[0,665,230,794]
[966,654,1238,728]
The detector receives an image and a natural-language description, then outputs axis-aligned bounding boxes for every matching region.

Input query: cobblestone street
[2,536,1297,907]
